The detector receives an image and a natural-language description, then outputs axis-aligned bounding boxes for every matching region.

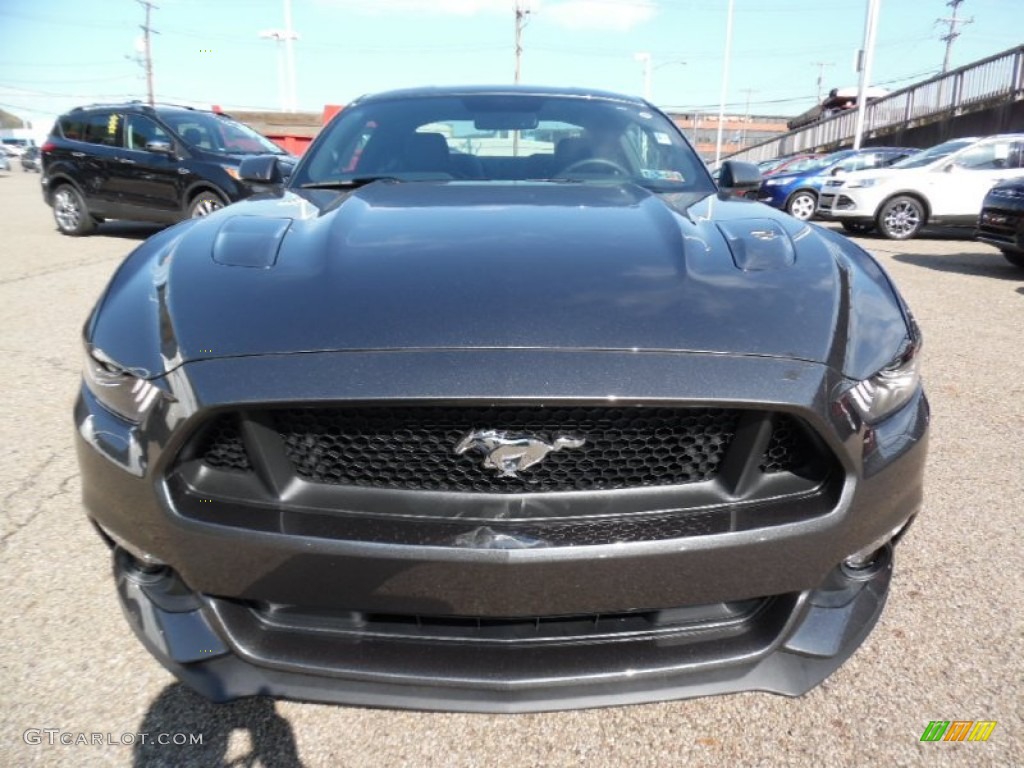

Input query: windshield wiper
[300,176,401,189]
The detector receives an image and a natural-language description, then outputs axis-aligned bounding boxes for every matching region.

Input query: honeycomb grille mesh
[760,415,809,473]
[271,406,742,493]
[196,415,252,472]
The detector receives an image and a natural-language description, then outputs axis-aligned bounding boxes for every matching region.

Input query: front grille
[174,405,839,545]
[273,406,741,493]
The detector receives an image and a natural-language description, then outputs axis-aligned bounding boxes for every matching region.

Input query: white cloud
[542,0,656,31]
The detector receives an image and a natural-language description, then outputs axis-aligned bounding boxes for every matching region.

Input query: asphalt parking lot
[0,168,1020,767]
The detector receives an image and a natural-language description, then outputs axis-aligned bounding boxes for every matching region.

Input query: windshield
[158,110,285,156]
[779,156,821,173]
[292,94,713,193]
[781,151,850,175]
[890,139,974,169]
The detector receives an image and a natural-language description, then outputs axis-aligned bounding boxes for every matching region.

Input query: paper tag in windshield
[641,169,685,182]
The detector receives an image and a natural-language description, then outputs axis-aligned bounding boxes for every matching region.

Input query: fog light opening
[842,517,913,574]
[114,546,169,584]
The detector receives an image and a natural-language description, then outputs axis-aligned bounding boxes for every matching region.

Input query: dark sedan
[977,178,1024,269]
[75,86,928,712]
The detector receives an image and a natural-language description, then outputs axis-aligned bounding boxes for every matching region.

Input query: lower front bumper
[115,544,896,713]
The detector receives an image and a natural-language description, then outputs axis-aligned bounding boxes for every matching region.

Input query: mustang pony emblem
[454,430,586,478]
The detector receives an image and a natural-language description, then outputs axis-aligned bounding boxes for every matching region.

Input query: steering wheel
[558,158,631,177]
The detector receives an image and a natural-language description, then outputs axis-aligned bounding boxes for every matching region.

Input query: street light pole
[259,31,287,111]
[852,0,881,150]
[283,0,298,111]
[713,0,735,166]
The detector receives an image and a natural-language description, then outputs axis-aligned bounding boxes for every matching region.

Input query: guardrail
[724,44,1024,164]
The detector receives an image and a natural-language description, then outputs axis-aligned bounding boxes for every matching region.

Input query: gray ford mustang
[75,86,928,712]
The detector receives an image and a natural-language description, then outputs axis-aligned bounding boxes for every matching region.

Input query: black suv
[41,102,293,236]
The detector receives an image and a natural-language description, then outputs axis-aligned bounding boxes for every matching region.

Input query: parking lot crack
[0,453,78,549]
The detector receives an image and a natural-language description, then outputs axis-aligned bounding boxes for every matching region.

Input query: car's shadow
[133,684,305,767]
[891,250,1023,281]
[94,221,168,241]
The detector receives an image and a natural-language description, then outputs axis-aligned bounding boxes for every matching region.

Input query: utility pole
[739,88,757,146]
[937,0,972,73]
[514,1,531,84]
[136,0,158,106]
[813,61,834,103]
[634,52,652,101]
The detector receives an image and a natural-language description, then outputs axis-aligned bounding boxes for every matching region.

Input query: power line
[937,0,973,73]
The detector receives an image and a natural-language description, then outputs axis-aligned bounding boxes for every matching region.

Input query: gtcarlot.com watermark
[24,729,203,746]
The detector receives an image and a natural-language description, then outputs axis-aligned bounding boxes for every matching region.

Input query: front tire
[188,191,226,218]
[876,195,925,240]
[51,185,96,236]
[786,191,817,221]
[1002,250,1024,270]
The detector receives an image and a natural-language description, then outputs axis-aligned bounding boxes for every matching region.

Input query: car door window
[65,111,121,146]
[953,142,1015,171]
[125,115,171,151]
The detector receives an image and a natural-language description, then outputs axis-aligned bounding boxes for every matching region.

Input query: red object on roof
[322,104,344,124]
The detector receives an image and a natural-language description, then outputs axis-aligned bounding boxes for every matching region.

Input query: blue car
[757,147,916,221]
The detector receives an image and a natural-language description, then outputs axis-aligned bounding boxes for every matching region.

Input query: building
[665,112,791,162]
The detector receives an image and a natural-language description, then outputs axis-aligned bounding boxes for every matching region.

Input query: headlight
[847,348,921,423]
[845,178,879,189]
[83,348,162,422]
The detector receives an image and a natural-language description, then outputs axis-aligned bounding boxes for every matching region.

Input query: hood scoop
[212,216,292,268]
[716,219,796,271]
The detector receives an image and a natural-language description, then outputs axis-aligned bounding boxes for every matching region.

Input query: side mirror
[145,140,174,155]
[238,155,284,184]
[717,160,762,195]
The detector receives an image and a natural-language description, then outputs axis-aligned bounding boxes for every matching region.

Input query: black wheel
[188,191,226,218]
[51,184,96,236]
[841,221,875,235]
[786,190,817,221]
[1002,250,1024,270]
[876,195,925,240]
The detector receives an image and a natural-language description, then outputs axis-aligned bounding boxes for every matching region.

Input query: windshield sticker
[653,131,672,145]
[637,111,653,120]
[641,169,685,182]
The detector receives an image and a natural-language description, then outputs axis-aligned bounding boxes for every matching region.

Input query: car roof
[355,85,647,106]
[64,102,220,117]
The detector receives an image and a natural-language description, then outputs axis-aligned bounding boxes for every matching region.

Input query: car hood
[91,181,911,380]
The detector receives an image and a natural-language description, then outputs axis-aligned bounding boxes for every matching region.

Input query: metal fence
[724,44,1024,165]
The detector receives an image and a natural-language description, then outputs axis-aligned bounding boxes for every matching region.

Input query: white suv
[817,135,1024,239]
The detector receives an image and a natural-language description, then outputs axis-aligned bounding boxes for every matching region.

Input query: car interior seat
[182,127,205,149]
[402,132,451,175]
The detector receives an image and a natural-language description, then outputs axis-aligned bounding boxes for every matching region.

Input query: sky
[0,0,1020,136]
